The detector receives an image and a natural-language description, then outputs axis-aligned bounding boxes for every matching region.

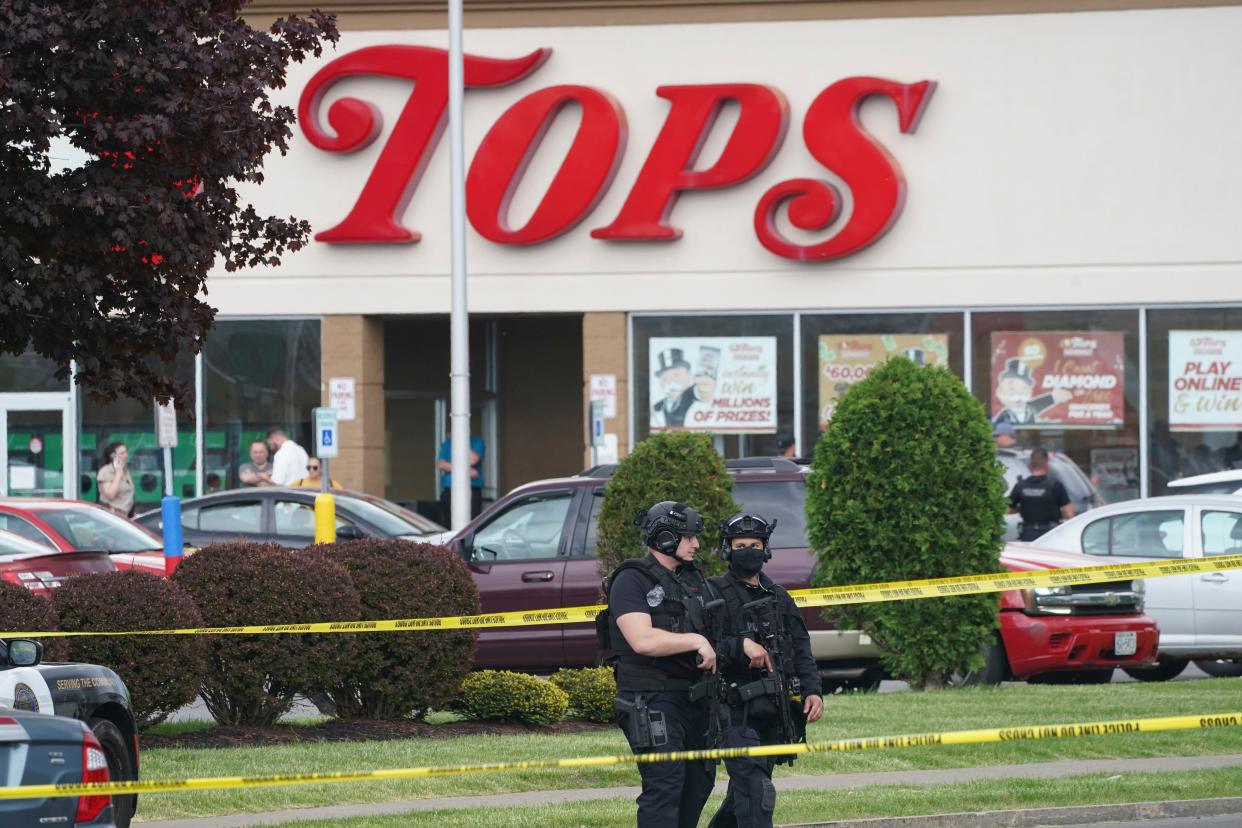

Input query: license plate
[1115,631,1138,656]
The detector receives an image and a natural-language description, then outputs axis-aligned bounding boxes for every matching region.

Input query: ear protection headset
[634,501,705,555]
[719,512,777,562]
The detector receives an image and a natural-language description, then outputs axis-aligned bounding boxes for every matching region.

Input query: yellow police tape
[0,711,1238,800]
[6,553,1242,639]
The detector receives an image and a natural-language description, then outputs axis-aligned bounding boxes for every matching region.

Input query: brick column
[582,312,629,468]
[321,316,385,494]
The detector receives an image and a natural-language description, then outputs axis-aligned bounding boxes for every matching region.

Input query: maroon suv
[445,459,881,688]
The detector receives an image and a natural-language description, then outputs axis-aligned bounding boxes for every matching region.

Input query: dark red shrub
[0,582,67,661]
[306,540,479,720]
[172,543,362,726]
[53,570,206,729]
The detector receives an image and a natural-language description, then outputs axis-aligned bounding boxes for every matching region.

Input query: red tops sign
[298,46,935,262]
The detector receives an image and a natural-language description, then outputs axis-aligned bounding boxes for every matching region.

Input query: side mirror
[336,525,366,541]
[5,639,43,667]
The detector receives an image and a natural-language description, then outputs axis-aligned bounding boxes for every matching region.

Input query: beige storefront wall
[244,0,1242,490]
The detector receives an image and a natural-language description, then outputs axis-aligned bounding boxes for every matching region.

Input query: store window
[800,312,964,455]
[1146,308,1242,495]
[205,319,321,489]
[972,310,1141,503]
[80,351,197,514]
[0,353,67,393]
[632,315,794,458]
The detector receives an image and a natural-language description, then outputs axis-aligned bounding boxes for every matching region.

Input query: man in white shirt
[267,427,310,487]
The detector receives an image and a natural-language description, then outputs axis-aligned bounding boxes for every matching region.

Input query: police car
[1,639,140,828]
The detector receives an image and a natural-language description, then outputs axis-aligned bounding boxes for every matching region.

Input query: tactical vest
[709,572,800,683]
[600,555,718,692]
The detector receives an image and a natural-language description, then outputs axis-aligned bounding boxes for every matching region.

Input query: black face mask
[728,546,767,576]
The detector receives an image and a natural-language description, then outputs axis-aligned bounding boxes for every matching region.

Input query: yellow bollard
[314,493,337,544]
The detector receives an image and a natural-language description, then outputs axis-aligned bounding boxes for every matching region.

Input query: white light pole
[448,0,472,531]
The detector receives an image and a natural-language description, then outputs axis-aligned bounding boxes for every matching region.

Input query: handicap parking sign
[313,407,339,458]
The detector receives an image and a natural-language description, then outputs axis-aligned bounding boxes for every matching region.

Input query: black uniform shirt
[609,563,701,679]
[1009,473,1069,525]
[714,571,822,698]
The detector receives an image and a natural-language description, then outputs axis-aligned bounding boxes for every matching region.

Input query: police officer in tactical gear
[1008,448,1074,541]
[602,501,726,828]
[707,512,824,828]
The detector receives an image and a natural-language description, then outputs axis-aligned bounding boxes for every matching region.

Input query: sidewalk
[138,753,1242,828]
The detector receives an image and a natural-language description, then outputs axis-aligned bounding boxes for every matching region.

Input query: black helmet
[635,501,705,555]
[719,512,777,561]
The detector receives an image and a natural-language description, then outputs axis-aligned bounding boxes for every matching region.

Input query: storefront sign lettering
[990,332,1126,429]
[299,45,935,261]
[1169,332,1242,430]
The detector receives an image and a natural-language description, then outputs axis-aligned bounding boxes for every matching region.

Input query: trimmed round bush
[172,542,362,726]
[306,539,479,720]
[550,667,615,723]
[0,582,67,661]
[459,670,568,725]
[53,570,206,729]
[807,357,1006,690]
[597,431,738,576]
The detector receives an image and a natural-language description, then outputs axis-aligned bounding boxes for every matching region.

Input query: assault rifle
[743,595,803,764]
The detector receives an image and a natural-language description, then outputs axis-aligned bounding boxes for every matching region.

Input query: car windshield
[733,480,809,549]
[0,529,58,558]
[343,496,444,537]
[32,507,161,553]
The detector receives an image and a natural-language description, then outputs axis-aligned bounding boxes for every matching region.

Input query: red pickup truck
[444,458,1159,688]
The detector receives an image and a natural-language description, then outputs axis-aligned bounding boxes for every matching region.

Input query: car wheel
[1123,658,1189,682]
[949,636,1008,687]
[88,718,135,828]
[1194,658,1242,678]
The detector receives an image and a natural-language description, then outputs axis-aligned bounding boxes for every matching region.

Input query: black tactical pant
[615,690,716,828]
[707,708,777,828]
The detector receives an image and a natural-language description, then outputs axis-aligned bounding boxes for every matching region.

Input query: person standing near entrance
[267,427,309,487]
[601,501,722,828]
[290,458,342,489]
[1008,448,1074,541]
[96,442,135,517]
[437,435,485,521]
[238,439,274,487]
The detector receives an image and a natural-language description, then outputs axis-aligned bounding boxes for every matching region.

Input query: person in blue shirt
[437,435,485,522]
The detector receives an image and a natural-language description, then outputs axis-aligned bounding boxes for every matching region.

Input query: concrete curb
[136,753,1242,827]
[783,797,1242,827]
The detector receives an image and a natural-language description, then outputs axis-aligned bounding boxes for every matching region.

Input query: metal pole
[195,351,205,497]
[1138,307,1149,499]
[448,0,472,531]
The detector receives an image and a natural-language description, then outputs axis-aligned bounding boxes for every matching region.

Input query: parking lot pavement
[874,662,1211,694]
[166,694,324,723]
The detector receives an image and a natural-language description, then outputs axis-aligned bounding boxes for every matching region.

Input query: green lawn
[133,679,1242,822]
[271,766,1242,827]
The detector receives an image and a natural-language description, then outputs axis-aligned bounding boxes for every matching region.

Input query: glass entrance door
[0,395,77,499]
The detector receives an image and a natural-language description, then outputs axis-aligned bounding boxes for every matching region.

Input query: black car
[135,487,446,549]
[1,638,138,828]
